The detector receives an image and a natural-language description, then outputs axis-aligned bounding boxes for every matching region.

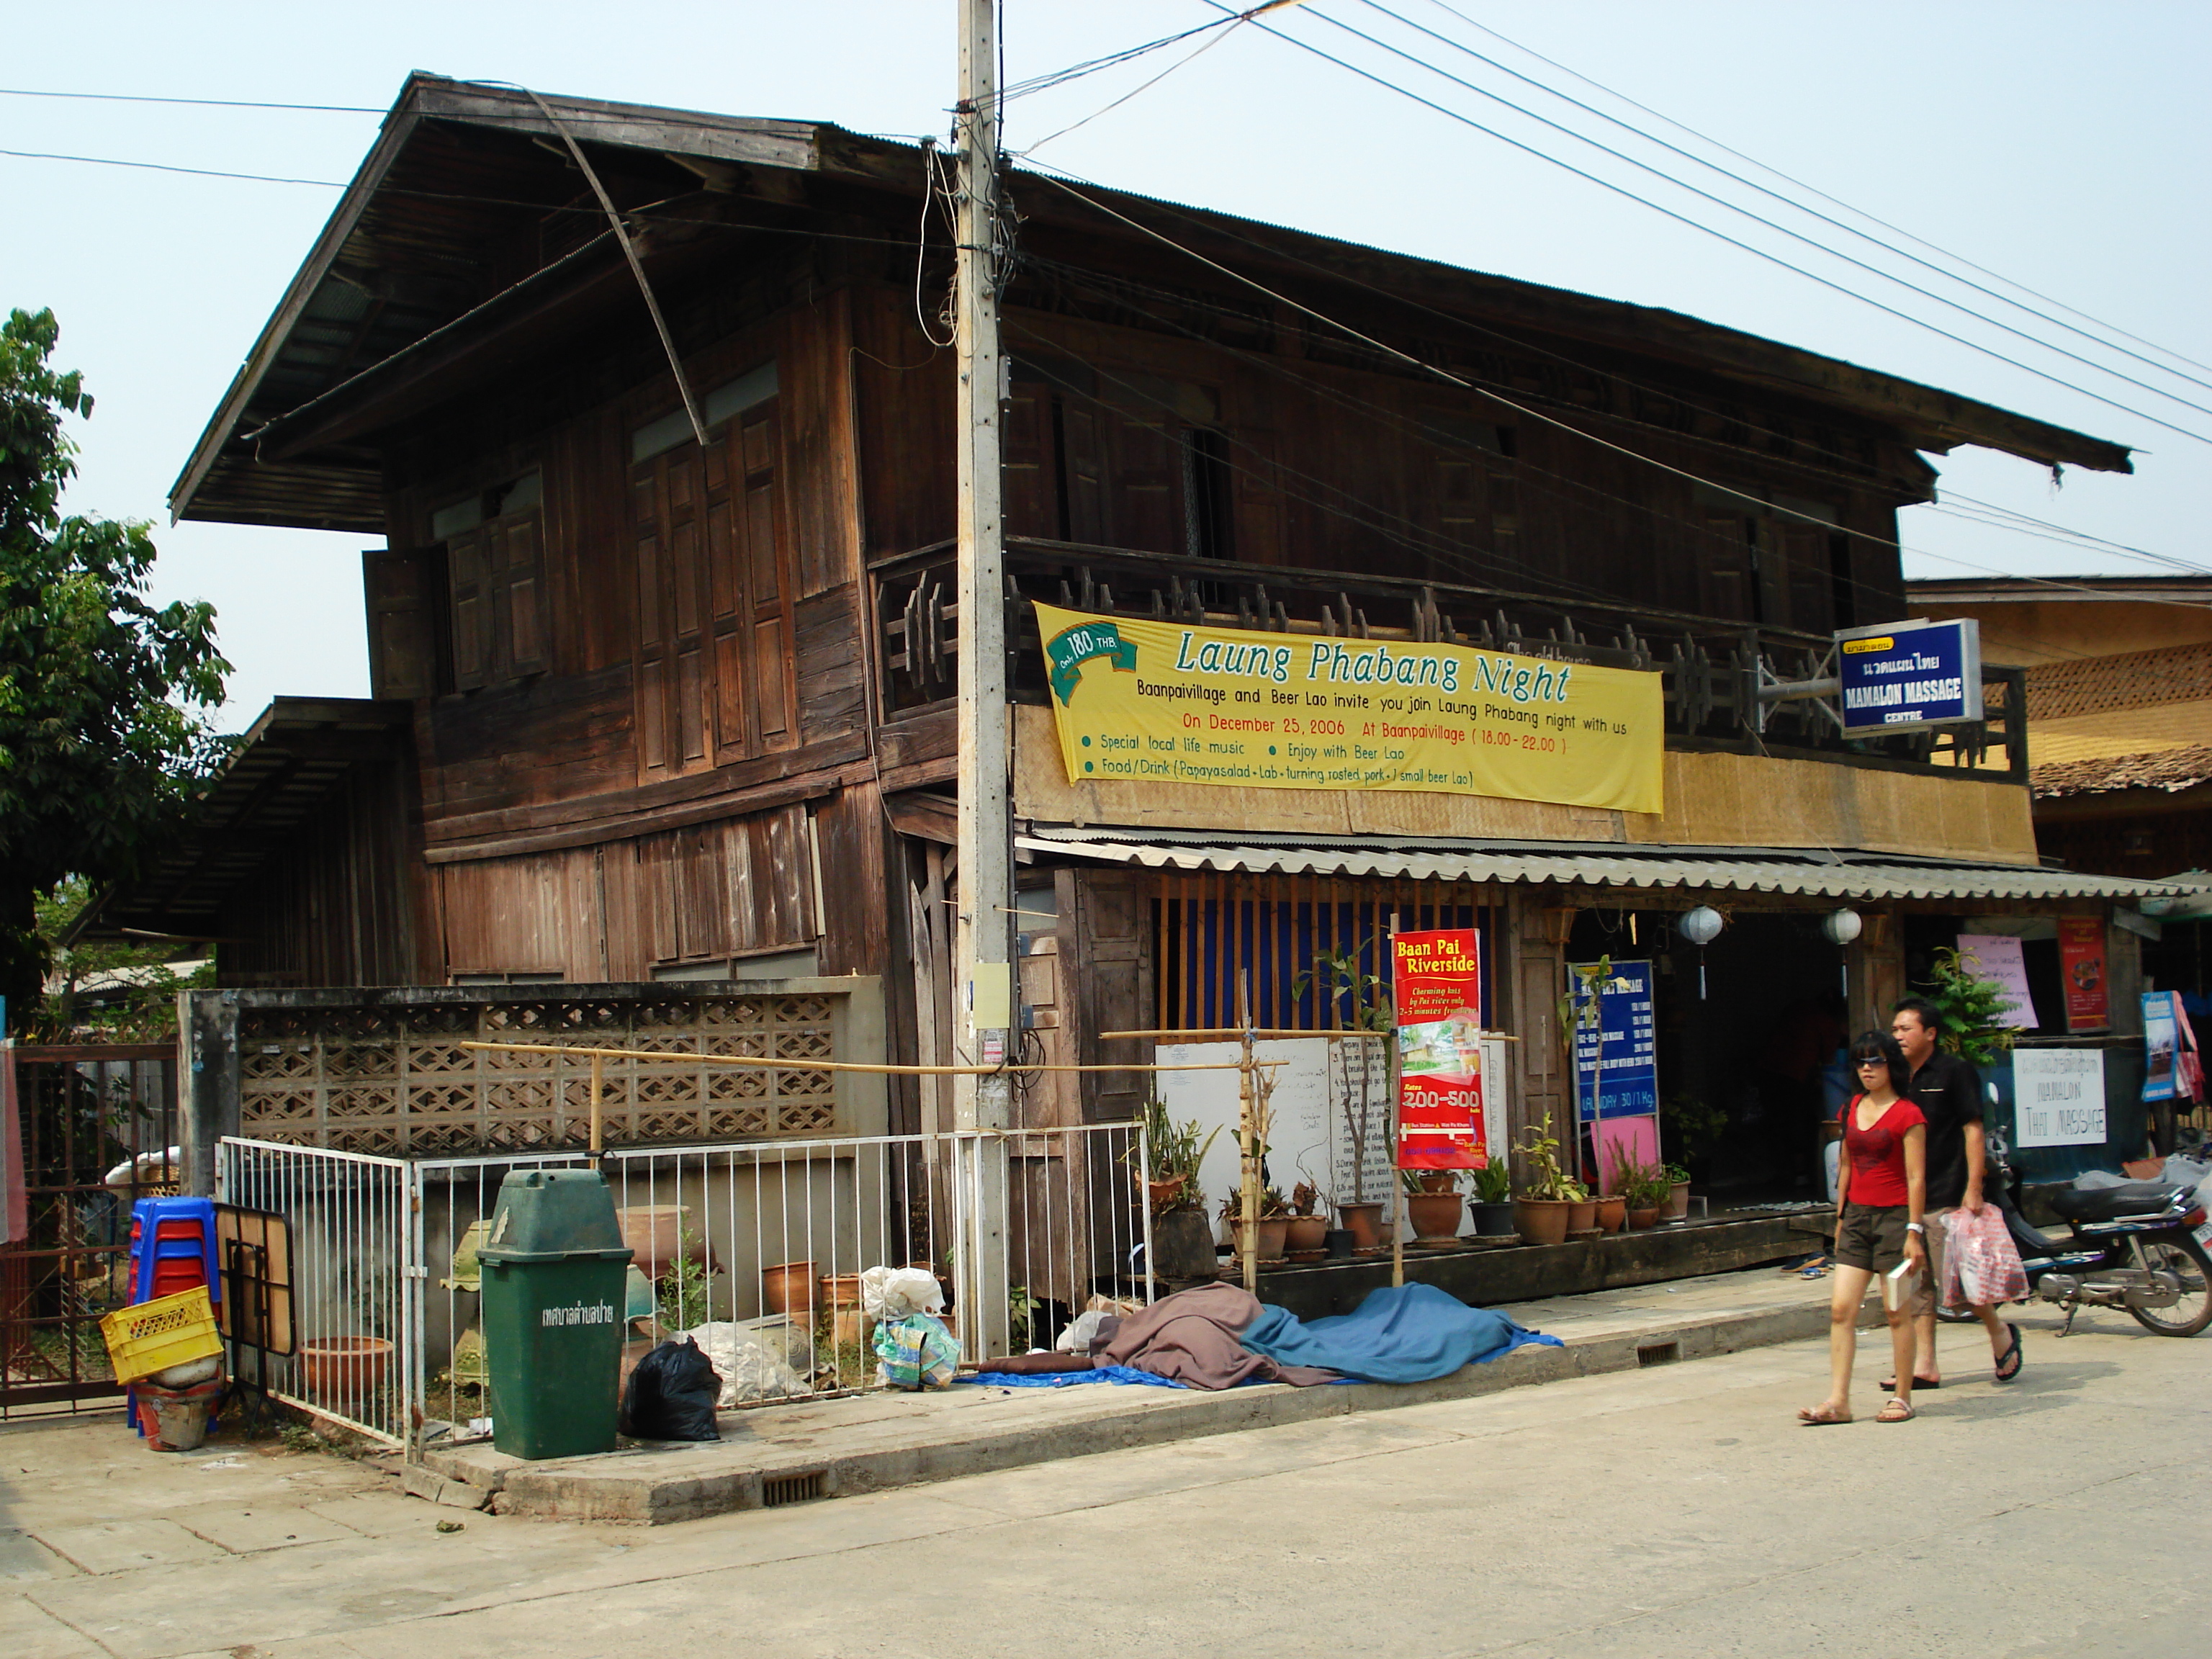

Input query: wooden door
[633,403,796,781]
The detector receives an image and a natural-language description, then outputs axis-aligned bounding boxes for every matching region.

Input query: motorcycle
[1936,1128,2212,1338]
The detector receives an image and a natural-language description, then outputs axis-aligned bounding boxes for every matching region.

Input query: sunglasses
[1853,1058,1888,1069]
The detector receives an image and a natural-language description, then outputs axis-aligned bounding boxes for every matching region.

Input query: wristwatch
[1905,1222,1926,1235]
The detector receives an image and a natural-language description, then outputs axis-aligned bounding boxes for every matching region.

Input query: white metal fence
[219,1123,1149,1448]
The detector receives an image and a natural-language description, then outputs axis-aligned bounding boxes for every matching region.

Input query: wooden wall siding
[234,989,843,1155]
[778,292,863,601]
[1061,868,1155,1127]
[215,754,418,989]
[889,292,1914,641]
[435,799,819,981]
[809,782,891,979]
[631,398,796,780]
[851,287,956,561]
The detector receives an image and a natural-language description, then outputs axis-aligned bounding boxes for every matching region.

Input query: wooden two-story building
[92,76,2180,1194]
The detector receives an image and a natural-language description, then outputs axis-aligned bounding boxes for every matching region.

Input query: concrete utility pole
[953,0,1013,1359]
[952,0,1012,1133]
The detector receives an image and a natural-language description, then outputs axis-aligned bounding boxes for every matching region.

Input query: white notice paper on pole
[2012,1048,2106,1147]
[1957,934,2041,1030]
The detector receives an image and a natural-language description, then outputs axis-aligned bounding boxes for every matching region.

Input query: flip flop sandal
[1876,1399,1915,1423]
[1797,1404,1853,1426]
[1879,1376,1940,1392]
[1993,1322,2023,1384]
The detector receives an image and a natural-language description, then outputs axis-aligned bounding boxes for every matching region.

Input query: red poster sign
[1391,929,1486,1169]
[2059,918,2109,1032]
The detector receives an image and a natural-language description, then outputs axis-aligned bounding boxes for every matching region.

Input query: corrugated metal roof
[1017,826,2187,903]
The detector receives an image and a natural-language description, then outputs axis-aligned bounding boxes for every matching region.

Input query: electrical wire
[1016,168,2212,618]
[1370,0,2212,403]
[1012,150,2211,585]
[1012,14,1251,156]
[1205,1,2212,449]
[0,87,380,112]
[1419,0,2212,385]
[0,147,341,187]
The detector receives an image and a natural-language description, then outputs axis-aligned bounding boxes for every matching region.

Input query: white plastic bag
[677,1321,811,1407]
[861,1264,944,1321]
[1942,1206,2029,1308]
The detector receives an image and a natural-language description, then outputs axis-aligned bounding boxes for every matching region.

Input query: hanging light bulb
[1678,905,1724,999]
[1821,909,1862,999]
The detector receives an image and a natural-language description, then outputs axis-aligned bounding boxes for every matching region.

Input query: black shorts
[1833,1202,1912,1274]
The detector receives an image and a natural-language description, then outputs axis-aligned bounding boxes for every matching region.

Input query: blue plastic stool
[129,1197,219,1306]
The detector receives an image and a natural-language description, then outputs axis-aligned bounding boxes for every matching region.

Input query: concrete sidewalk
[415,1256,1869,1523]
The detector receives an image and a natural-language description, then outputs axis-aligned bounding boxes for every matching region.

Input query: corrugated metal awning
[1017,826,2188,904]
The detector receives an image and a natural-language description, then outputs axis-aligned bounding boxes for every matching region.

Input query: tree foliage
[0,307,230,1030]
[1923,945,2023,1065]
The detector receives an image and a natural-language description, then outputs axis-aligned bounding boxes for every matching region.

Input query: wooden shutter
[502,511,546,676]
[448,529,493,691]
[1061,403,1105,544]
[1109,410,1180,555]
[364,547,438,700]
[1063,867,1154,1125]
[1002,375,1061,540]
[1700,513,1755,624]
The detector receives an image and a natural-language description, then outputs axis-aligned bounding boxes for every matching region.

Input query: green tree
[0,307,229,1031]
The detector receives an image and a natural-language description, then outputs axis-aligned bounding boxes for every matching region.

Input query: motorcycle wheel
[2126,1233,2212,1338]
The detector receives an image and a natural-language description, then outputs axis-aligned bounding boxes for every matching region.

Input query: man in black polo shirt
[1890,997,2023,1388]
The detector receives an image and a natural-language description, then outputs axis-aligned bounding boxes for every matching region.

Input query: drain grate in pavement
[762,1470,827,1508]
[1636,1341,1681,1367]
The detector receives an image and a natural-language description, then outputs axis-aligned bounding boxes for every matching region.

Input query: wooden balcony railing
[872,538,2027,783]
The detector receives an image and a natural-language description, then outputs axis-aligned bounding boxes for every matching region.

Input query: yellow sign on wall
[1034,602,1664,815]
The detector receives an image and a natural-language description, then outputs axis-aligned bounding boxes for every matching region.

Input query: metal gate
[1,1044,179,1420]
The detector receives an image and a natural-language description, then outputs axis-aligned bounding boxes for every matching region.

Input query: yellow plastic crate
[101,1287,222,1384]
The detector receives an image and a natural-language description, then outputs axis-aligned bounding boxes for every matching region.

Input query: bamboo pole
[1237,971,1259,1294]
[1103,1028,1516,1042]
[588,1052,604,1165]
[1389,910,1405,1291]
[456,1039,1277,1077]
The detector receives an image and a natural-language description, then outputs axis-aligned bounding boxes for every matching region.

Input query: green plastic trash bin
[477,1169,634,1460]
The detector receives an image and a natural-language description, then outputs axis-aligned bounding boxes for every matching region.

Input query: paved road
[4,1307,2205,1658]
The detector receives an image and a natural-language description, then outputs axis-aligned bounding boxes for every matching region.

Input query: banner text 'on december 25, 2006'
[1034,601,1663,815]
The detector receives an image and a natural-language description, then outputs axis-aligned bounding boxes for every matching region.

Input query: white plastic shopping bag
[1943,1205,2029,1307]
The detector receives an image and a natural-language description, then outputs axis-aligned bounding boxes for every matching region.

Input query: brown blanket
[1089,1282,1338,1389]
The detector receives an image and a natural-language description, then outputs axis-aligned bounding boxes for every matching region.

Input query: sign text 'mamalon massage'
[1035,602,1663,815]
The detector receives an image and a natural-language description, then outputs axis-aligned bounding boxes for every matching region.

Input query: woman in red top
[1799,1030,1927,1425]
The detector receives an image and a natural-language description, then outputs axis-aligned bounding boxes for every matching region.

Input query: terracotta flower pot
[1512,1197,1573,1247]
[1406,1191,1464,1244]
[298,1335,391,1406]
[1337,1201,1387,1254]
[1566,1197,1599,1234]
[1596,1195,1627,1234]
[1664,1182,1692,1222]
[1412,1171,1457,1195]
[1146,1177,1187,1212]
[1627,1206,1663,1231]
[820,1273,866,1344]
[761,1260,817,1316]
[1282,1215,1328,1255]
[617,1205,703,1283]
[1231,1217,1291,1262]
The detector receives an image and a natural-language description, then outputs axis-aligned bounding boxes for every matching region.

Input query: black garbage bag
[619,1337,722,1442]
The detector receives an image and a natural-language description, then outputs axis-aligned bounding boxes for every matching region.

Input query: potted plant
[1617,1158,1669,1229]
[1594,1154,1628,1235]
[1401,1167,1464,1246]
[1510,1115,1577,1247]
[1563,1178,1597,1236]
[1662,1161,1693,1223]
[1227,1188,1292,1264]
[1136,1097,1218,1214]
[1283,1179,1328,1259]
[1469,1159,1515,1236]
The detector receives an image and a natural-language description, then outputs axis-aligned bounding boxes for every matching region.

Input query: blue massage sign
[1834,618,1982,736]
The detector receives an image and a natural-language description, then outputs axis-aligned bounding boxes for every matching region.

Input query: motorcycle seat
[2049,1182,2188,1223]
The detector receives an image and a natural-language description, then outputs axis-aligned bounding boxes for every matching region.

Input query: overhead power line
[0,147,342,187]
[1373,0,2212,404]
[1023,163,2211,616]
[1418,0,2212,385]
[0,87,381,112]
[1208,1,2212,450]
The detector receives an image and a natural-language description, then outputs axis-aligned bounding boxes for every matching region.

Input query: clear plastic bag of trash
[677,1322,811,1407]
[872,1313,959,1390]
[861,1264,944,1321]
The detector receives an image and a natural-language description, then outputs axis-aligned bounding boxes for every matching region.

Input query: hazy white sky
[5,1,2206,725]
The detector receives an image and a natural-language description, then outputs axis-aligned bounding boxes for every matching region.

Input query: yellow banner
[1034,602,1664,814]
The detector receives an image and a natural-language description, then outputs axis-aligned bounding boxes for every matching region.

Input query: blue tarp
[1239,1283,1560,1383]
[965,1364,1187,1390]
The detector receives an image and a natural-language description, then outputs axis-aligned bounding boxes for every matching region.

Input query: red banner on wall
[1391,928,1486,1169]
[2059,918,2109,1032]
